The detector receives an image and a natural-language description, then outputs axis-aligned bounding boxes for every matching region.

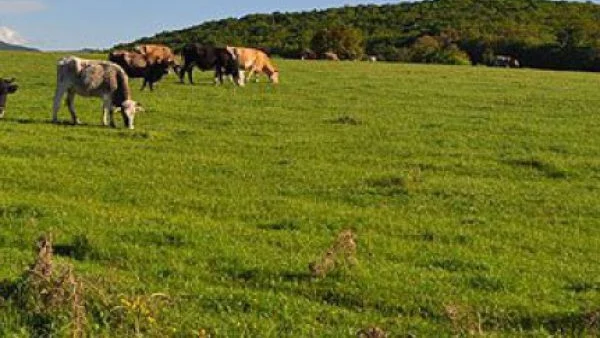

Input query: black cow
[178,44,243,86]
[0,78,18,118]
[109,50,170,91]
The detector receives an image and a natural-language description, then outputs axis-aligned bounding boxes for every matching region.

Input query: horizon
[0,0,396,51]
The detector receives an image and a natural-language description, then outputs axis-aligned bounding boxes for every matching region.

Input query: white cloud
[0,26,26,45]
[0,1,46,14]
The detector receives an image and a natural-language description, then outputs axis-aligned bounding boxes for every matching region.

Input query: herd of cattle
[0,44,279,129]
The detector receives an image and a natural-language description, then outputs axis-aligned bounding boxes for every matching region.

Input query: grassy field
[0,51,599,336]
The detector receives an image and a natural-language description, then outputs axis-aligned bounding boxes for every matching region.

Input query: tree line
[116,0,600,71]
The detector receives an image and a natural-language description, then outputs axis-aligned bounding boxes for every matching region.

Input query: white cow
[52,56,143,129]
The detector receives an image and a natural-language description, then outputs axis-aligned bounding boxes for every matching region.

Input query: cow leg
[102,99,110,126]
[108,108,116,128]
[215,67,224,85]
[178,63,191,84]
[183,63,195,85]
[188,67,194,84]
[149,81,154,91]
[247,68,257,83]
[103,96,116,128]
[66,90,81,125]
[141,79,147,91]
[52,84,67,123]
[237,70,246,85]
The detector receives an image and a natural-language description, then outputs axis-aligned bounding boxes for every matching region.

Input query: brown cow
[227,46,279,84]
[109,50,170,91]
[135,44,176,64]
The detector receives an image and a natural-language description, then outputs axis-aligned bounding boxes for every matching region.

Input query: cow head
[269,70,280,84]
[120,100,144,130]
[0,78,18,118]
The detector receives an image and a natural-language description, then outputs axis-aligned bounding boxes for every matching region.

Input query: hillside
[0,41,38,52]
[117,0,600,71]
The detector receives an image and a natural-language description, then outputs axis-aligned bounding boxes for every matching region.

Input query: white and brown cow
[227,47,279,84]
[52,56,143,129]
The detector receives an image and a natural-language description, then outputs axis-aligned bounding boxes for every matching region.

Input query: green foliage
[310,26,365,60]
[0,51,599,335]
[409,35,471,65]
[118,0,600,70]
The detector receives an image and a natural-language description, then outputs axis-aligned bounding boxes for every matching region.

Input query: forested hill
[118,0,600,71]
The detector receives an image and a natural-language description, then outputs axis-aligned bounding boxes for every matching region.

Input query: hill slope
[0,51,599,336]
[0,41,38,52]
[117,0,600,70]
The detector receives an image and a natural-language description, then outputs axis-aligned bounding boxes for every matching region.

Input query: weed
[444,303,483,336]
[309,229,357,278]
[8,234,86,337]
[356,326,387,337]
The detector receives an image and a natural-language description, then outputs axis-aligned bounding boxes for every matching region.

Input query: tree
[310,26,365,60]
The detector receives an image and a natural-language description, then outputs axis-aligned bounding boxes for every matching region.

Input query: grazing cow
[368,55,377,62]
[178,44,243,86]
[0,78,18,118]
[52,56,143,129]
[494,55,520,68]
[323,52,340,61]
[227,47,279,84]
[109,50,169,91]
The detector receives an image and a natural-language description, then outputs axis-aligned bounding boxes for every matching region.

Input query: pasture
[0,51,599,336]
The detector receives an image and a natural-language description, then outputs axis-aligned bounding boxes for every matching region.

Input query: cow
[300,49,317,60]
[52,56,143,129]
[227,47,279,84]
[178,44,243,86]
[134,44,180,72]
[0,78,18,119]
[109,50,169,91]
[135,44,176,64]
[323,52,340,61]
[494,55,520,68]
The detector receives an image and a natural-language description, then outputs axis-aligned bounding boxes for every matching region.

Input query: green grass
[0,51,599,336]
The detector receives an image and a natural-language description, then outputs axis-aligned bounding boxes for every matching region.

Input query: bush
[409,35,471,65]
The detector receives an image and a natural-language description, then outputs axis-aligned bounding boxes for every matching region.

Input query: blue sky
[0,0,395,50]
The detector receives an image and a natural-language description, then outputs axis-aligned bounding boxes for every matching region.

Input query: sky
[0,0,395,50]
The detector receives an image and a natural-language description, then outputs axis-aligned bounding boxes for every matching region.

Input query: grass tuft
[259,219,301,231]
[54,234,95,261]
[506,157,569,179]
[328,115,362,125]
